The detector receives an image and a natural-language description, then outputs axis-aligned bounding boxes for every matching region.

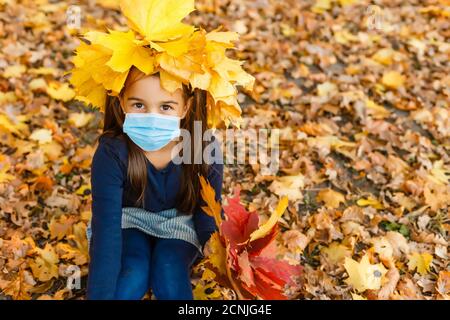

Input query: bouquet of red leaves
[199,176,303,300]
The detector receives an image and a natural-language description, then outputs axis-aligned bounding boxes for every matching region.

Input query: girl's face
[119,71,187,119]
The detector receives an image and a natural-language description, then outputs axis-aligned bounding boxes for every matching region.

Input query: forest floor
[0,0,448,300]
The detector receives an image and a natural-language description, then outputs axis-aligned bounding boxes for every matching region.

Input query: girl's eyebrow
[128,97,145,102]
[127,97,178,105]
[161,100,178,105]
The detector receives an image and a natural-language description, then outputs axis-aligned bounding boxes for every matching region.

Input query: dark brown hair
[97,67,211,215]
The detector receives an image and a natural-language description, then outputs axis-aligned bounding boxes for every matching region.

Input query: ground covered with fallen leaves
[0,0,448,300]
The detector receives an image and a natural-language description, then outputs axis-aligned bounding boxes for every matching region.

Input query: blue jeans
[113,228,200,300]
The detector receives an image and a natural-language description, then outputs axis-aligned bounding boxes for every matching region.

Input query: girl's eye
[133,102,144,109]
[161,104,173,111]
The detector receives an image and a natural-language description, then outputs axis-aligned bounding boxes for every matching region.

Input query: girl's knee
[115,230,152,300]
[115,263,150,300]
[149,238,198,300]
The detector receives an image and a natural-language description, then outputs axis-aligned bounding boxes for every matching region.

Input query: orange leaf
[199,174,222,228]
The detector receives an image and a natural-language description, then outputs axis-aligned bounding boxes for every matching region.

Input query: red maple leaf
[203,184,303,300]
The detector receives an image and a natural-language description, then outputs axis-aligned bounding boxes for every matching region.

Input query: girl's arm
[87,137,125,299]
[194,155,224,250]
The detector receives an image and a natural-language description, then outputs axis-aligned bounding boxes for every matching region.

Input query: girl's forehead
[124,73,183,102]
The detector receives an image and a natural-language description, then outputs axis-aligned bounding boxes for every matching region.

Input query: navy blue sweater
[87,134,223,299]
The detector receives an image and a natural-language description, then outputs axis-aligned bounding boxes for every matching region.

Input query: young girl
[86,66,223,300]
[69,0,254,300]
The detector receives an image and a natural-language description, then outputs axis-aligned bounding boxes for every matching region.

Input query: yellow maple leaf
[0,113,28,137]
[205,38,255,94]
[206,231,227,276]
[381,71,405,89]
[96,0,120,9]
[207,73,237,104]
[49,215,75,241]
[372,48,396,65]
[190,69,212,91]
[322,242,352,264]
[46,82,75,102]
[344,254,388,293]
[0,91,17,105]
[280,23,296,37]
[29,128,53,144]
[365,99,391,119]
[29,78,48,91]
[334,30,358,45]
[219,100,244,129]
[73,85,107,111]
[407,252,433,276]
[159,69,184,93]
[0,164,15,184]
[428,160,450,186]
[317,81,337,97]
[56,242,88,266]
[268,175,305,202]
[84,30,155,74]
[357,196,384,210]
[67,222,89,257]
[312,0,332,13]
[0,269,33,300]
[76,184,92,198]
[206,29,240,45]
[68,112,94,128]
[307,136,357,153]
[199,174,222,228]
[200,268,217,281]
[249,196,288,242]
[3,64,26,78]
[152,32,193,57]
[351,292,367,300]
[29,67,59,76]
[29,243,60,282]
[338,0,359,5]
[157,49,203,82]
[193,279,222,300]
[316,188,346,209]
[423,182,449,212]
[69,41,126,110]
[120,0,196,43]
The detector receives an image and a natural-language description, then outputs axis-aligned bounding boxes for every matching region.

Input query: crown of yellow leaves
[68,0,255,129]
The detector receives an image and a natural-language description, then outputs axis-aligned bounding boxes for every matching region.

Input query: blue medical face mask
[123,112,181,151]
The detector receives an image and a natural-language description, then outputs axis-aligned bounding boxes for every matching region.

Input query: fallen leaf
[344,253,388,293]
[407,252,433,276]
[316,188,346,209]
